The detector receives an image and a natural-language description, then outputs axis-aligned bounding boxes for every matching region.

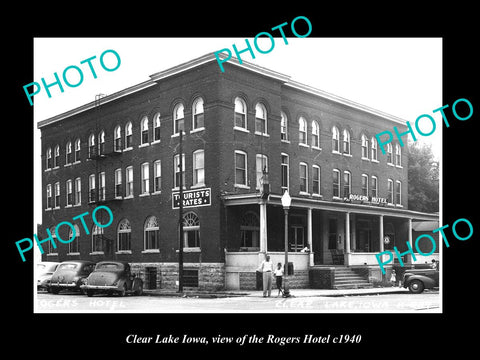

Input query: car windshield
[96,263,123,271]
[58,263,78,270]
[37,264,46,270]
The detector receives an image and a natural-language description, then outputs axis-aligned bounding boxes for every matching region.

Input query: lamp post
[281,190,291,298]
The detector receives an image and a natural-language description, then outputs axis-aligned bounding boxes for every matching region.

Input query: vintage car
[49,260,96,294]
[37,261,60,291]
[403,267,439,294]
[80,261,143,297]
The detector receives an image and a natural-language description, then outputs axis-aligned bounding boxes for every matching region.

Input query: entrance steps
[333,267,373,289]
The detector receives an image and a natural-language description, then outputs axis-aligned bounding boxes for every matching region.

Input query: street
[35,290,440,313]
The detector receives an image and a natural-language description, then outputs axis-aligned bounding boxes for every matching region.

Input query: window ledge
[171,131,186,138]
[234,126,249,133]
[151,140,161,145]
[152,191,161,196]
[396,165,403,169]
[361,157,370,161]
[124,195,134,200]
[299,143,309,148]
[44,169,52,172]
[343,153,352,157]
[371,159,379,163]
[73,204,81,207]
[254,131,269,137]
[142,249,160,254]
[332,151,341,155]
[281,139,290,144]
[235,184,250,189]
[64,163,72,167]
[299,191,310,196]
[387,162,395,167]
[46,253,58,257]
[191,183,206,189]
[65,204,73,208]
[67,252,80,256]
[89,251,104,255]
[176,247,201,253]
[115,250,132,255]
[311,146,322,151]
[312,193,323,198]
[190,127,205,134]
[139,143,150,148]
[139,193,150,197]
[123,147,133,152]
[73,161,81,165]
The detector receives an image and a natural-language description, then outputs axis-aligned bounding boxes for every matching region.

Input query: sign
[346,194,387,206]
[172,188,211,209]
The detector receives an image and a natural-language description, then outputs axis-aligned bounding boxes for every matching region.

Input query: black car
[403,267,439,294]
[49,260,96,294]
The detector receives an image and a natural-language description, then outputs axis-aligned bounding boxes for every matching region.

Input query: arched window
[144,216,159,250]
[193,149,205,186]
[114,125,122,152]
[140,116,149,145]
[255,102,267,135]
[386,143,393,164]
[48,226,57,254]
[234,97,247,129]
[88,133,96,158]
[192,97,205,130]
[74,138,81,162]
[395,144,402,166]
[332,126,340,153]
[68,224,80,254]
[387,178,394,204]
[173,103,185,134]
[343,171,351,197]
[299,117,307,145]
[54,145,60,167]
[312,120,320,148]
[332,169,340,198]
[46,147,52,169]
[92,224,104,253]
[280,112,288,141]
[66,141,72,165]
[153,113,161,142]
[371,137,378,161]
[240,211,260,249]
[125,122,133,149]
[182,212,200,249]
[118,218,131,251]
[342,129,351,155]
[98,130,105,155]
[361,134,369,159]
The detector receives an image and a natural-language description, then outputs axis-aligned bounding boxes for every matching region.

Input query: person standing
[274,262,284,297]
[258,255,274,297]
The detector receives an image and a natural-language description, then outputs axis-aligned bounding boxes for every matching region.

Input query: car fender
[405,275,435,289]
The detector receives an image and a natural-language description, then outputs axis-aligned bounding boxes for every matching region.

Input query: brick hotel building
[37,53,439,290]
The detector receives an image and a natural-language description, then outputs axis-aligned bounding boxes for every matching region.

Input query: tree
[408,142,439,213]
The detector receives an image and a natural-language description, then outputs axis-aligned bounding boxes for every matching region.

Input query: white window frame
[140,116,149,146]
[65,141,72,165]
[153,113,161,143]
[311,120,320,149]
[299,117,308,146]
[254,103,268,136]
[281,153,289,193]
[361,174,369,196]
[88,174,96,203]
[192,97,205,132]
[125,122,133,150]
[46,183,52,209]
[153,160,161,194]
[173,103,185,136]
[342,129,351,156]
[114,125,122,152]
[343,171,351,198]
[98,130,105,155]
[141,162,150,195]
[192,149,205,187]
[125,166,133,198]
[387,178,394,205]
[395,144,402,167]
[312,165,321,196]
[54,145,60,168]
[234,97,248,131]
[117,218,132,253]
[361,134,369,160]
[74,177,81,206]
[144,216,160,251]
[234,150,248,188]
[281,111,288,142]
[371,176,378,198]
[371,137,378,162]
[173,154,186,190]
[299,162,308,194]
[333,169,340,198]
[115,168,122,198]
[66,179,73,207]
[54,182,60,208]
[46,147,52,170]
[332,126,340,153]
[98,172,105,201]
[88,133,95,158]
[74,139,81,163]
[395,180,402,206]
[386,143,394,165]
[255,154,268,190]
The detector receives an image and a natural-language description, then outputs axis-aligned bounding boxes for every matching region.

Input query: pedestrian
[390,269,396,286]
[274,262,284,297]
[258,255,274,297]
[431,259,438,270]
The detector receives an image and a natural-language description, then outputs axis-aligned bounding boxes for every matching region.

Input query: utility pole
[178,131,184,293]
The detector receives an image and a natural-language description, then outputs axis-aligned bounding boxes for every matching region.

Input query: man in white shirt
[258,255,274,297]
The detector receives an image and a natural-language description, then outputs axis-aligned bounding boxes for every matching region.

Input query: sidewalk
[143,286,409,298]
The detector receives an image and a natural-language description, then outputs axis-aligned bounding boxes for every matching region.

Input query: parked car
[37,261,60,291]
[81,261,143,297]
[403,267,439,294]
[49,260,96,294]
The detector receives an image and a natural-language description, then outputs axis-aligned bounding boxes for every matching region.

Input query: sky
[32,37,443,254]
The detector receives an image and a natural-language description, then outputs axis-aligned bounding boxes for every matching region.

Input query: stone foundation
[235,270,309,290]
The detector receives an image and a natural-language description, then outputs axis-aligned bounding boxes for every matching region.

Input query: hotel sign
[172,188,211,209]
[347,194,387,206]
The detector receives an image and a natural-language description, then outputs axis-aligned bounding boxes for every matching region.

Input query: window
[343,171,351,197]
[66,179,73,206]
[312,120,320,148]
[387,179,394,204]
[395,180,402,205]
[141,162,149,194]
[88,134,95,158]
[54,182,60,208]
[193,150,205,186]
[361,174,368,196]
[153,113,161,142]
[48,227,57,254]
[332,126,340,153]
[333,169,340,198]
[114,125,122,152]
[115,169,122,198]
[299,162,308,193]
[312,165,321,195]
[395,144,402,166]
[234,97,247,129]
[92,224,103,253]
[68,224,80,254]
[281,154,289,192]
[371,176,378,198]
[256,154,268,190]
[46,184,52,209]
[117,219,131,251]
[140,116,149,145]
[174,154,185,189]
[154,160,161,193]
[74,178,81,205]
[125,122,133,149]
[46,147,52,169]
[361,134,369,159]
[255,103,267,135]
[74,138,81,162]
[387,143,393,164]
[98,172,105,201]
[342,129,351,155]
[144,216,159,250]
[281,112,288,141]
[299,117,307,145]
[173,103,185,134]
[182,212,200,249]
[66,141,72,165]
[126,166,133,197]
[371,137,378,161]
[240,212,260,249]
[88,174,96,202]
[235,151,248,187]
[98,130,105,155]
[54,145,60,168]
[192,97,205,130]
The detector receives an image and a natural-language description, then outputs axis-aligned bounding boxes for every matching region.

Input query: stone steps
[333,267,372,289]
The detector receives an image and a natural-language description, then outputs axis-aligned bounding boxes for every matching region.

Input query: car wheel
[135,282,143,296]
[118,284,127,297]
[51,287,60,295]
[408,279,425,294]
[86,290,95,297]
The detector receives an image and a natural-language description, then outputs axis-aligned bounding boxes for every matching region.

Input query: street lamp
[281,190,291,298]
